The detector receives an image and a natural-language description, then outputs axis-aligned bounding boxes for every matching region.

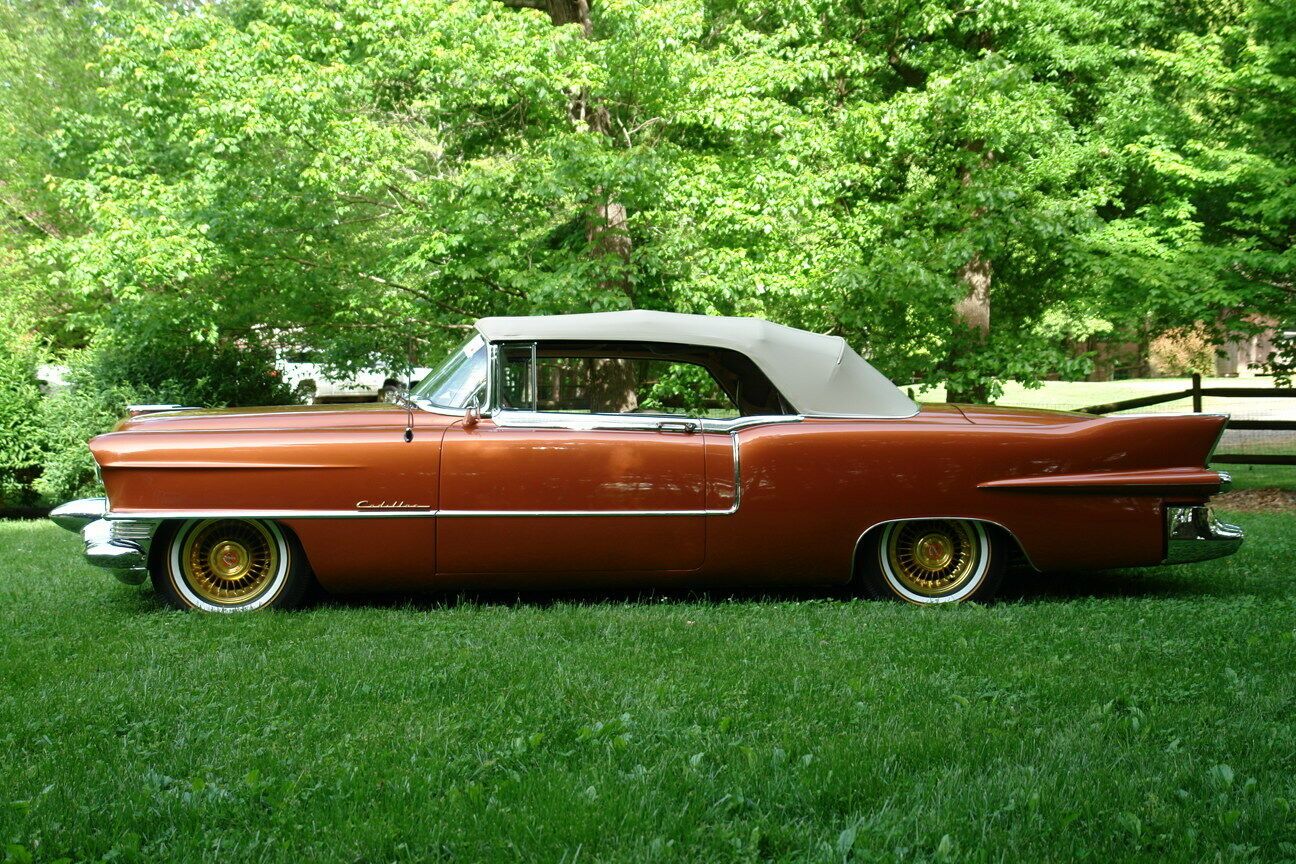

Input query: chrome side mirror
[464,403,481,429]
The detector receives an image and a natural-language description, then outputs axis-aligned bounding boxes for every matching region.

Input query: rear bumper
[1164,505,1244,565]
[49,498,159,585]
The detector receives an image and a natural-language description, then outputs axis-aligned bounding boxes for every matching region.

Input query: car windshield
[411,333,488,409]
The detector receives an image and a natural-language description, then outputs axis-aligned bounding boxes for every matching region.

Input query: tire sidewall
[876,520,993,604]
[164,519,294,613]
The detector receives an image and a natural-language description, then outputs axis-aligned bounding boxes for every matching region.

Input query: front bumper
[1164,505,1244,565]
[49,497,159,585]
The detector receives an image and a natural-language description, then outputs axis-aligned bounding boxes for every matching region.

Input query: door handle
[657,420,699,434]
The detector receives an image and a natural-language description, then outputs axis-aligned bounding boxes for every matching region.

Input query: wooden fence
[1081,373,1296,466]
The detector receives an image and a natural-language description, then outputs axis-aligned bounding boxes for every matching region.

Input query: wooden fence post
[1192,373,1202,413]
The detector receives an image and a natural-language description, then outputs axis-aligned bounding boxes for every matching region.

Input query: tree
[497,0,633,299]
[10,0,1291,403]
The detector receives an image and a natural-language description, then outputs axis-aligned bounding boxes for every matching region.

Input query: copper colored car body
[50,312,1243,610]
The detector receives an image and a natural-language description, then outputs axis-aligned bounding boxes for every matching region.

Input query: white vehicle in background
[277,349,430,404]
[36,364,71,394]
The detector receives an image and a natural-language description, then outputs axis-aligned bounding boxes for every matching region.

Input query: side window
[497,345,740,419]
[499,345,534,410]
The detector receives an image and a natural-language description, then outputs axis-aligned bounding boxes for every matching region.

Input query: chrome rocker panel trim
[1164,505,1243,564]
[50,497,158,586]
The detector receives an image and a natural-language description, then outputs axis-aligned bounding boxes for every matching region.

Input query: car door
[436,343,715,576]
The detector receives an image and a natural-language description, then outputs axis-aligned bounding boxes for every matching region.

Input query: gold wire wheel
[884,519,980,598]
[179,519,280,606]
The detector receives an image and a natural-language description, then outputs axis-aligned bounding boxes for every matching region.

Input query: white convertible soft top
[474,310,917,418]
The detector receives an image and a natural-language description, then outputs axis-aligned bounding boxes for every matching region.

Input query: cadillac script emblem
[355,500,431,511]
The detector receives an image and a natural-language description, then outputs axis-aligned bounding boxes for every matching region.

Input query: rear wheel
[858,519,1004,604]
[151,518,311,612]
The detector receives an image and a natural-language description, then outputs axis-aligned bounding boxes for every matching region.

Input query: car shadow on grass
[111,563,1274,614]
[997,564,1286,602]
[293,563,1266,613]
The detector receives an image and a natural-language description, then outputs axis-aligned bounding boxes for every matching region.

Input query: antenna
[403,331,415,443]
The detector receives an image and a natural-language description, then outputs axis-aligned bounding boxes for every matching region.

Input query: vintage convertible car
[51,311,1243,611]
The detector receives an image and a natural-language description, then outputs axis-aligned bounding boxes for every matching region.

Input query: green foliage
[1,0,1292,400]
[0,340,46,507]
[81,328,292,410]
[33,334,291,504]
[34,370,131,505]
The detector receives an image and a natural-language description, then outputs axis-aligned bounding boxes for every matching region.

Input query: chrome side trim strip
[798,408,921,420]
[106,506,740,520]
[493,412,669,432]
[127,404,197,417]
[1107,411,1231,420]
[731,432,742,513]
[489,411,804,434]
[106,509,439,520]
[701,415,804,433]
[849,516,1040,575]
[439,509,732,517]
[1204,416,1229,465]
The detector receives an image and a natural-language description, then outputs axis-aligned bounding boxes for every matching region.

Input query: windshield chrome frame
[410,332,494,417]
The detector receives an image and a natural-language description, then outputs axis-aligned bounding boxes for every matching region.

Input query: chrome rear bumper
[49,497,159,585]
[1164,505,1243,565]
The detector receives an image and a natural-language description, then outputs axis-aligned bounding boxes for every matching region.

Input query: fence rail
[1080,373,1296,466]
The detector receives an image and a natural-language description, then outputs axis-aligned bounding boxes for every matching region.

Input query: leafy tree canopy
[2,0,1291,397]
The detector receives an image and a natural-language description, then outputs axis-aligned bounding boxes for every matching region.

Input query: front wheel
[151,519,311,612]
[858,519,1004,604]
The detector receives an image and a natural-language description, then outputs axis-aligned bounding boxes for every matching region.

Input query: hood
[112,402,410,433]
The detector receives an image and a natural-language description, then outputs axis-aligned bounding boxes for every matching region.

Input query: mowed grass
[2,519,1295,864]
[1217,462,1296,492]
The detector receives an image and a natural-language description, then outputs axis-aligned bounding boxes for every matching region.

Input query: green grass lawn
[2,519,1295,863]
[1218,462,1296,493]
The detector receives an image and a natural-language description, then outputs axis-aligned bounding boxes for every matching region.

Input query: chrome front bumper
[49,498,159,585]
[1164,505,1244,565]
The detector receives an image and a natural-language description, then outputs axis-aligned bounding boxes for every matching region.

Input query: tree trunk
[944,144,994,405]
[497,0,631,300]
[946,254,991,403]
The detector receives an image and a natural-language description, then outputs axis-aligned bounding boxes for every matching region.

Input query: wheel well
[148,519,179,576]
[850,518,1036,583]
[272,520,315,578]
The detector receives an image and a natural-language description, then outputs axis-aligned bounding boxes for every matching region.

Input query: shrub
[34,366,142,504]
[80,329,292,408]
[0,340,46,507]
[1148,326,1216,377]
[34,333,292,505]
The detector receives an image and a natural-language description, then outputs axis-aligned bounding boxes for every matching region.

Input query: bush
[34,333,292,505]
[80,330,292,408]
[1149,326,1216,377]
[0,340,46,507]
[35,379,124,504]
